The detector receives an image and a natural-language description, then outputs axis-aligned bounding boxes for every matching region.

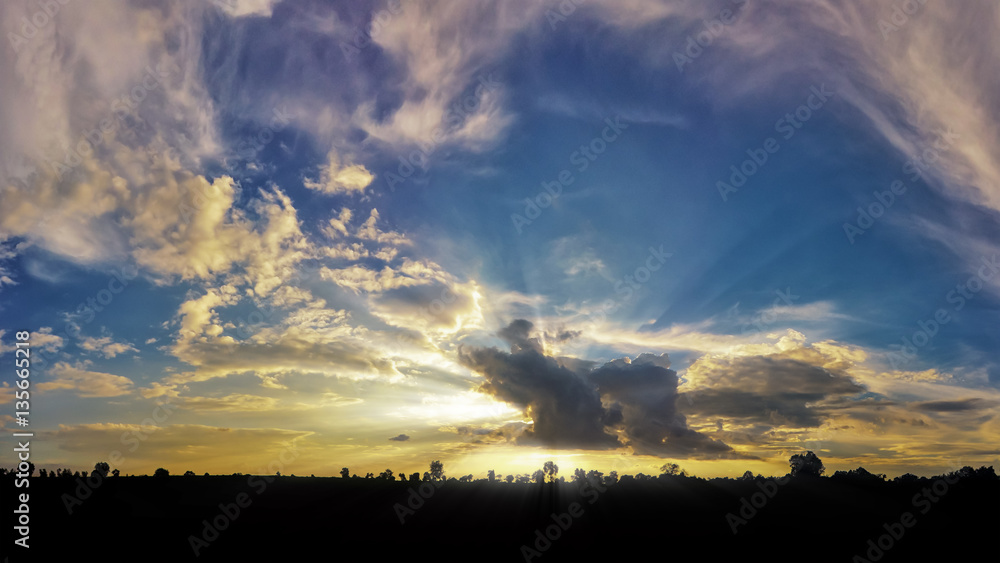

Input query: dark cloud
[373,282,475,328]
[459,320,739,457]
[913,398,997,412]
[388,434,410,441]
[447,423,527,445]
[459,333,620,449]
[496,319,543,353]
[681,356,866,428]
[547,328,582,342]
[589,353,735,457]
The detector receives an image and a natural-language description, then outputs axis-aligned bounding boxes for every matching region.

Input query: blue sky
[1,0,998,478]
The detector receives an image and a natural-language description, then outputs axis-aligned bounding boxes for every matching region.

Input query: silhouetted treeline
[2,457,997,562]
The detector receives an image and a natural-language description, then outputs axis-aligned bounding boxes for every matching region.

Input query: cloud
[352,2,523,152]
[388,433,410,442]
[214,0,280,19]
[0,1,222,267]
[497,318,543,353]
[38,362,134,398]
[913,398,998,413]
[180,393,279,412]
[0,241,16,291]
[304,149,374,195]
[7,327,65,356]
[460,319,738,456]
[589,353,733,457]
[461,340,621,449]
[78,335,138,358]
[681,353,867,428]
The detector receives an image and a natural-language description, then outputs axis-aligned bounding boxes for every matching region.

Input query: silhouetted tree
[400,472,407,482]
[112,469,120,478]
[740,470,754,481]
[183,471,196,477]
[833,467,885,482]
[573,468,587,483]
[379,469,395,481]
[532,469,545,484]
[660,463,683,476]
[789,451,824,477]
[950,466,975,480]
[505,474,514,484]
[543,461,558,483]
[154,468,169,479]
[39,468,47,478]
[487,469,496,482]
[586,470,604,486]
[364,472,374,479]
[341,467,350,479]
[459,474,472,482]
[973,466,998,480]
[429,460,444,481]
[606,471,618,486]
[94,462,110,478]
[410,472,420,482]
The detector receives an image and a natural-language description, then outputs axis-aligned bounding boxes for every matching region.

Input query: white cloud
[304,150,374,195]
[353,2,527,152]
[39,362,134,397]
[78,335,139,358]
[214,0,279,19]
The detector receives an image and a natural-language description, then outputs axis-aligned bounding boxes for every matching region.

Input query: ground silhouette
[2,456,997,562]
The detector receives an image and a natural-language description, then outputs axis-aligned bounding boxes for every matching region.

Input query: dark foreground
[3,472,998,563]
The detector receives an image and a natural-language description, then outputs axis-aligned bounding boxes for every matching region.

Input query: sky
[0,0,998,480]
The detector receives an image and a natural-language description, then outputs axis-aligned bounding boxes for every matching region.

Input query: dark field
[4,470,998,563]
